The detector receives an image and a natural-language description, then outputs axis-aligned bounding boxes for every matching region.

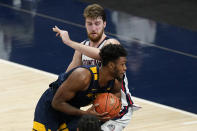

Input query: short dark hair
[99,44,127,66]
[83,4,106,22]
[77,114,101,131]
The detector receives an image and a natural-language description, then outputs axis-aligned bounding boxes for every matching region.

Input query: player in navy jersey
[53,4,140,131]
[32,44,127,131]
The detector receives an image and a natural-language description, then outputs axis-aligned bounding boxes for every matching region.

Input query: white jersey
[82,39,105,67]
[81,38,133,109]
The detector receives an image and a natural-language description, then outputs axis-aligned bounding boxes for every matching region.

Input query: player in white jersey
[53,4,140,131]
[81,39,134,131]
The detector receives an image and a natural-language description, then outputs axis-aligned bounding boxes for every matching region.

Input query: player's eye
[87,22,92,26]
[95,22,101,26]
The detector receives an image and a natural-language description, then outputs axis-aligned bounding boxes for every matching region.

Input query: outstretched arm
[52,26,120,60]
[53,26,100,59]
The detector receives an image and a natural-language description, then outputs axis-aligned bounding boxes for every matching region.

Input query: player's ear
[103,21,106,28]
[108,61,115,69]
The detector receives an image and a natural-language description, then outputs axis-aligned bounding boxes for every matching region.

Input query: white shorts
[101,107,133,131]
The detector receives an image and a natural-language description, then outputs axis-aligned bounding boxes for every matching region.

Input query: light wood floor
[1,59,197,131]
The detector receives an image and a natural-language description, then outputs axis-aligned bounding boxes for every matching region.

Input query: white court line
[183,121,197,125]
[0,59,57,78]
[1,59,197,118]
[133,97,197,118]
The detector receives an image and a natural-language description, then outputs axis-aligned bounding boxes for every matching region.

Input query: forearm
[52,101,87,116]
[66,40,101,60]
[65,51,82,72]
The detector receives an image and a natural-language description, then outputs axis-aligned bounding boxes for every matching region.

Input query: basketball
[93,93,121,120]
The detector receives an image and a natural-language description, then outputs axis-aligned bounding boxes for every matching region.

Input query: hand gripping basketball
[93,93,121,120]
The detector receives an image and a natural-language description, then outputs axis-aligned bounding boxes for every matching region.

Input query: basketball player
[32,44,127,131]
[77,114,101,131]
[53,4,135,131]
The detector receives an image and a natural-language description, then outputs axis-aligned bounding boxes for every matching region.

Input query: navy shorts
[33,88,80,131]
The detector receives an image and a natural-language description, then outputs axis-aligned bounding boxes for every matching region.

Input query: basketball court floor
[0,0,197,130]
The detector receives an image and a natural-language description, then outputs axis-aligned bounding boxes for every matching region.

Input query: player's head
[83,4,106,22]
[83,4,106,42]
[77,114,101,131]
[99,44,127,80]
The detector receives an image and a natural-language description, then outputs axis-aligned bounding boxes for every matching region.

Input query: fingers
[56,33,60,37]
[52,26,62,38]
[88,103,99,112]
[97,113,110,122]
[94,103,99,107]
[86,104,97,112]
[99,112,108,116]
[92,104,108,116]
[99,116,111,122]
[52,26,60,33]
[86,104,111,121]
[96,111,109,118]
[54,26,60,31]
[92,103,99,109]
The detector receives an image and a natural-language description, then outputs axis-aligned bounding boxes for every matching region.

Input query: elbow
[96,55,101,60]
[95,53,101,60]
[51,99,59,110]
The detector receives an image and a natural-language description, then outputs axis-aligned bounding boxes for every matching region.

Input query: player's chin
[116,75,123,81]
[120,73,124,78]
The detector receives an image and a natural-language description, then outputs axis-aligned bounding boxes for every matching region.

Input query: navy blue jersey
[33,65,115,131]
[49,65,114,107]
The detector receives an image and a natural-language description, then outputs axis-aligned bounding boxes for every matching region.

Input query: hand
[86,104,110,122]
[52,26,71,45]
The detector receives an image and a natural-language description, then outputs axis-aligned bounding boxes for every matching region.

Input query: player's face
[85,17,106,42]
[113,57,127,80]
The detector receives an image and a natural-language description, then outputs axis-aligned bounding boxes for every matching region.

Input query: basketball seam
[108,97,119,116]
[105,93,109,113]
[96,94,104,113]
[97,104,103,113]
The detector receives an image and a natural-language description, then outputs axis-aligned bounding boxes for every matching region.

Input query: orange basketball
[93,93,121,120]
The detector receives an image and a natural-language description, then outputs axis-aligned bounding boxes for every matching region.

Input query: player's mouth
[119,73,124,78]
[91,33,97,36]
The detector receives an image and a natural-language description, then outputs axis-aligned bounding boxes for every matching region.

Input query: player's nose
[123,65,127,72]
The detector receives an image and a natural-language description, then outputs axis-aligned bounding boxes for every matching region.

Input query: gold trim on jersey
[32,121,47,131]
[90,66,98,80]
[32,121,68,131]
[58,123,69,131]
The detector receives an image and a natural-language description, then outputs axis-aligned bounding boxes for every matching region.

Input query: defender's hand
[52,26,71,45]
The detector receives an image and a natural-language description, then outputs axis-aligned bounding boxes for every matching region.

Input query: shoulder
[104,38,120,45]
[69,67,92,85]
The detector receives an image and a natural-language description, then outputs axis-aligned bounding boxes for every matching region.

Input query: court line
[0,59,57,78]
[0,2,84,28]
[183,121,197,125]
[1,58,197,117]
[133,97,197,118]
[0,2,197,59]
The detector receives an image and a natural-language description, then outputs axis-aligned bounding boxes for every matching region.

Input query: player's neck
[89,34,106,47]
[99,66,114,87]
